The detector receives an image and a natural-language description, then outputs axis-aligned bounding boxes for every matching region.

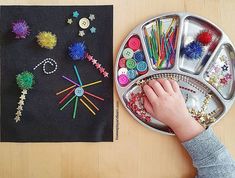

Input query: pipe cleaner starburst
[56,65,104,119]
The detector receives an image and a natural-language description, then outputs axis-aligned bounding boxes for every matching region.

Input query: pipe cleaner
[15,71,35,122]
[12,19,30,39]
[68,42,109,78]
[36,31,57,50]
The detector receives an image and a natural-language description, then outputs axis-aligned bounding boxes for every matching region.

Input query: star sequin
[73,11,79,18]
[78,30,85,37]
[225,73,232,80]
[95,63,101,69]
[67,18,73,24]
[89,14,95,21]
[103,71,109,78]
[221,65,228,71]
[92,59,97,65]
[22,90,27,95]
[220,78,227,85]
[90,27,96,33]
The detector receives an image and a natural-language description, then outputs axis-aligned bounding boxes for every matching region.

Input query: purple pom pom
[12,19,30,39]
[184,41,203,59]
[68,42,87,61]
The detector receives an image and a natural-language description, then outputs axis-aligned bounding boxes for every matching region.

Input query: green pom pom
[16,71,35,90]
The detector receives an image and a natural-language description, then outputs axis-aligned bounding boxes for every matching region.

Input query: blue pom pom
[68,42,87,60]
[184,41,203,59]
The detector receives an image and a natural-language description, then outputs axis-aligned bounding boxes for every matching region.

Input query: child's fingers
[148,80,166,97]
[156,78,174,94]
[143,97,154,116]
[143,84,158,105]
[169,79,180,92]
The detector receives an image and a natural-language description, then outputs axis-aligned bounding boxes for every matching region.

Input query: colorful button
[118,67,128,76]
[79,18,90,29]
[118,58,126,68]
[127,69,137,80]
[134,51,145,62]
[122,48,134,59]
[75,87,84,97]
[126,59,136,69]
[118,74,129,86]
[137,61,148,74]
[128,36,141,51]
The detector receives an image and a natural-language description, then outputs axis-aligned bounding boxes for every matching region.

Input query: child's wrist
[170,116,205,142]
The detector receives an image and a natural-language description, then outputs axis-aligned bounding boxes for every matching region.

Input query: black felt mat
[0,5,113,142]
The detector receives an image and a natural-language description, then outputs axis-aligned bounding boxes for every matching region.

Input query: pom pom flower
[68,41,109,78]
[196,31,212,46]
[16,71,35,90]
[36,31,57,49]
[68,42,87,60]
[15,71,35,123]
[12,19,30,39]
[184,41,203,59]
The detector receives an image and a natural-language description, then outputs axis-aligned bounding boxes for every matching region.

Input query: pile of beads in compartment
[117,36,148,87]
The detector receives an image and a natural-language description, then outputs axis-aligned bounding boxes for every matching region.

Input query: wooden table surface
[0,0,235,177]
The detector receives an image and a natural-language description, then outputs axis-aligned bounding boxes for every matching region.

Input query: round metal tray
[115,12,235,135]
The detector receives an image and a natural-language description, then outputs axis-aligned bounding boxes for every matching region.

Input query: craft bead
[126,59,136,69]
[122,48,134,59]
[127,69,137,80]
[136,61,147,74]
[79,18,90,29]
[118,67,128,76]
[128,37,141,51]
[118,74,129,86]
[118,58,126,68]
[134,51,145,62]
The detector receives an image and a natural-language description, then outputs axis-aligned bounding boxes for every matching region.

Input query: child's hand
[143,78,204,141]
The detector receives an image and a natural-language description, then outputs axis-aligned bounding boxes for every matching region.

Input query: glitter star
[89,14,95,21]
[20,95,26,100]
[221,65,228,71]
[67,18,73,24]
[99,67,105,73]
[16,111,22,116]
[73,11,79,18]
[78,30,85,37]
[22,90,27,95]
[18,100,24,105]
[17,105,23,111]
[220,78,227,85]
[225,73,232,80]
[95,63,101,69]
[92,59,97,65]
[90,27,96,33]
[103,71,109,78]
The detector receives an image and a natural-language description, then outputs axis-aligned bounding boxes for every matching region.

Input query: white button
[79,18,90,29]
[118,68,128,76]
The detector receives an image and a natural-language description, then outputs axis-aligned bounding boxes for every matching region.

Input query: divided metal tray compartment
[115,12,235,135]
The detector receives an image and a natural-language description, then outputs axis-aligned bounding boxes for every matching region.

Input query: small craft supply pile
[67,11,96,37]
[117,36,148,86]
[115,13,235,135]
[144,17,179,69]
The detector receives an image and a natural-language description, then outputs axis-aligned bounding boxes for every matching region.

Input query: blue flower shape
[184,41,203,59]
[68,42,87,61]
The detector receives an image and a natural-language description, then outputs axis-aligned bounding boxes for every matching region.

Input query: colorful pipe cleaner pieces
[15,71,35,122]
[144,17,179,69]
[56,65,104,119]
[12,19,30,39]
[68,41,109,78]
[36,31,57,50]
